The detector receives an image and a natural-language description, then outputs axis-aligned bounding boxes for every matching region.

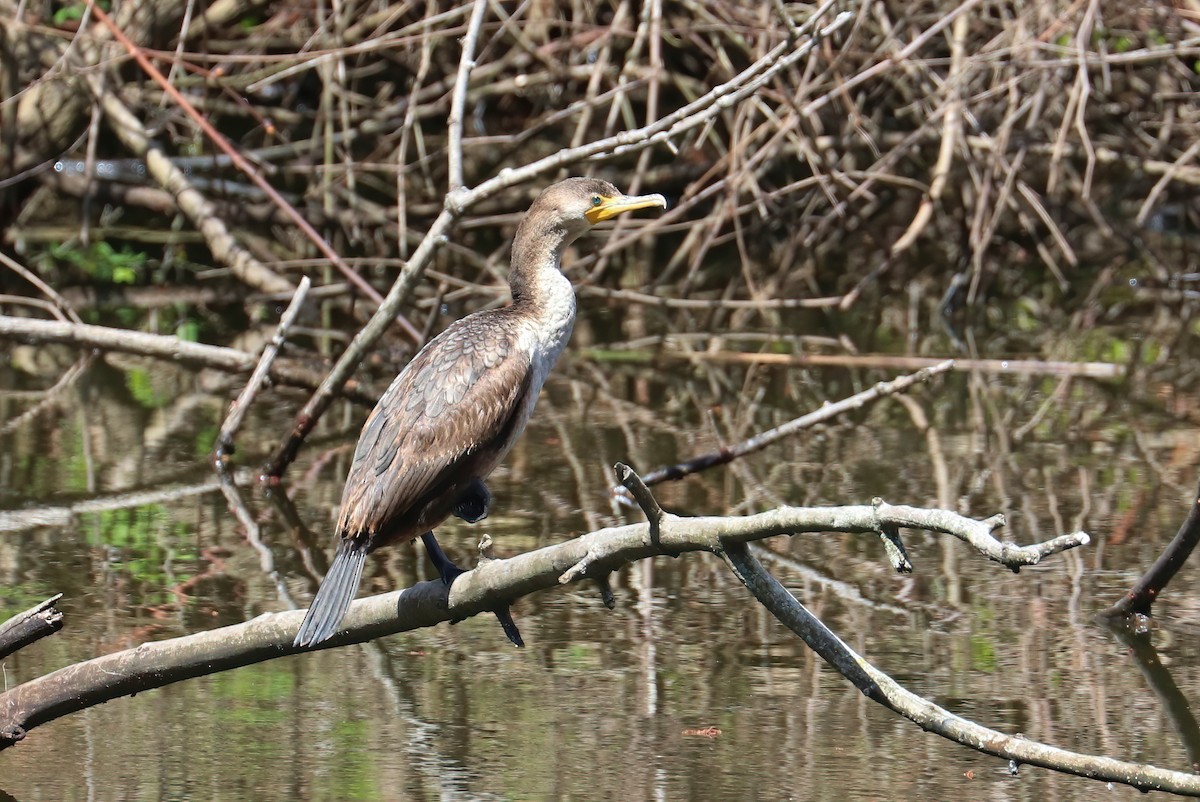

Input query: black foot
[452,478,491,524]
[493,604,525,648]
[420,531,524,648]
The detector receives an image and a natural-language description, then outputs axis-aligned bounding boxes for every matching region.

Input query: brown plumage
[294,178,666,647]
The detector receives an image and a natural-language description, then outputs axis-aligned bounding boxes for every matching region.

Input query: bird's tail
[293,538,368,648]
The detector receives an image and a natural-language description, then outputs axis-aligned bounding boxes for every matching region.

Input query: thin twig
[214,276,311,460]
[446,0,489,191]
[87,4,421,342]
[614,360,955,496]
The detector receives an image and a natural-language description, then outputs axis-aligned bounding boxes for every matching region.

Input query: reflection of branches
[0,354,92,436]
[722,542,1200,796]
[615,360,953,496]
[215,466,295,610]
[0,494,1084,749]
[1106,478,1200,620]
[1106,622,1200,772]
[0,472,249,534]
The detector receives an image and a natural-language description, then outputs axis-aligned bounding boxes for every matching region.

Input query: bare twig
[446,0,489,191]
[890,8,966,255]
[615,360,954,495]
[88,5,420,341]
[263,10,854,479]
[0,251,82,324]
[214,276,311,460]
[585,349,1123,379]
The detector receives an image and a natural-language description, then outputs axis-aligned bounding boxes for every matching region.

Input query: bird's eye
[591,196,602,207]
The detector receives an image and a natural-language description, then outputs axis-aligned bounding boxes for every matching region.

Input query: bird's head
[529,177,667,240]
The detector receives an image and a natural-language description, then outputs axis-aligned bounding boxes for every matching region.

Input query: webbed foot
[452,478,491,524]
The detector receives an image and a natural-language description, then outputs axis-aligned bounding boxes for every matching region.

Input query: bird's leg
[420,531,524,648]
[452,478,491,524]
[421,530,466,584]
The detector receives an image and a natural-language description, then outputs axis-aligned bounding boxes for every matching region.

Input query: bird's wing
[335,313,532,538]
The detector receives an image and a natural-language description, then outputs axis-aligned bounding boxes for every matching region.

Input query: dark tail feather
[294,538,368,648]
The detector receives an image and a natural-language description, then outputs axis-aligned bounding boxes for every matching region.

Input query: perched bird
[293,178,667,647]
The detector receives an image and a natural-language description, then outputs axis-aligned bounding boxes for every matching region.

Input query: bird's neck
[508,218,577,320]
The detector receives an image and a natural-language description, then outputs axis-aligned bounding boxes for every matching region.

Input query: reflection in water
[1,337,1199,801]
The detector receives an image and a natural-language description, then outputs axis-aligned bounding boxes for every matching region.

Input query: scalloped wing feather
[335,312,531,540]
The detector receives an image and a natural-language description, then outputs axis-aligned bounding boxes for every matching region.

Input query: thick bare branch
[0,500,1085,747]
[0,595,63,660]
[0,314,378,405]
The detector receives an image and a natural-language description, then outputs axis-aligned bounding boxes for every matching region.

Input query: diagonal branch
[615,360,954,496]
[263,9,855,479]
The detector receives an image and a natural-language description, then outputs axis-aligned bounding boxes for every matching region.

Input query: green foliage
[1013,297,1041,332]
[125,367,173,409]
[176,318,202,342]
[50,0,107,24]
[970,633,997,672]
[81,505,198,594]
[0,582,59,611]
[194,424,219,457]
[48,241,147,285]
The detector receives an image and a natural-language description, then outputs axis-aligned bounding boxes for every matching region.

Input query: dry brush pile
[0,0,1198,372]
